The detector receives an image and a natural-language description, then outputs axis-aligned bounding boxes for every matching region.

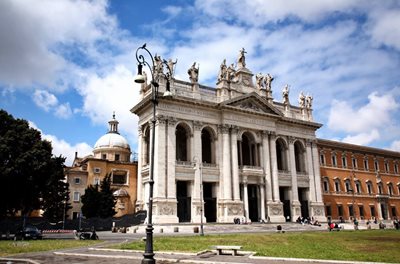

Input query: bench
[213,245,242,256]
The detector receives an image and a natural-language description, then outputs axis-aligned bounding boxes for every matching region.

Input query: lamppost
[134,43,173,264]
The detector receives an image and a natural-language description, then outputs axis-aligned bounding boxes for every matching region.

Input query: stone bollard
[160,228,163,233]
[193,227,199,233]
[174,227,179,233]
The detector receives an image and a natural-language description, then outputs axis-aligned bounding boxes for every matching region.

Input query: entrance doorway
[177,181,191,222]
[203,182,216,222]
[248,185,259,222]
[298,188,309,218]
[280,187,291,221]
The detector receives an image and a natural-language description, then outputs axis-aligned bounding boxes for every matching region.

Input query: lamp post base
[142,225,155,264]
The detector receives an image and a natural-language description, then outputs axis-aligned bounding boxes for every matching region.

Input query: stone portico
[131,49,326,224]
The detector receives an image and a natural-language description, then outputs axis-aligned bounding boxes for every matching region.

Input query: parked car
[14,226,43,241]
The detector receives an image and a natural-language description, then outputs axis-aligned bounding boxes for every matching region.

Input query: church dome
[94,133,130,150]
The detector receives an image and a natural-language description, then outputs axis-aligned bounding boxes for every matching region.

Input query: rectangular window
[74,177,81,184]
[73,192,80,202]
[385,162,389,173]
[392,207,397,217]
[335,181,340,192]
[364,159,369,171]
[367,183,372,194]
[94,177,100,185]
[72,212,79,219]
[115,154,120,161]
[395,164,399,174]
[352,157,357,168]
[326,206,332,216]
[342,156,347,168]
[320,154,325,165]
[370,206,376,217]
[102,154,107,159]
[348,205,354,217]
[345,181,351,193]
[338,205,343,217]
[323,180,329,192]
[332,155,337,167]
[374,160,379,171]
[378,184,383,194]
[356,182,361,193]
[359,206,364,218]
[112,171,128,185]
[388,185,393,196]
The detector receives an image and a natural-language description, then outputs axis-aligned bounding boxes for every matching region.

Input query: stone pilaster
[231,126,240,201]
[288,137,301,221]
[136,125,144,210]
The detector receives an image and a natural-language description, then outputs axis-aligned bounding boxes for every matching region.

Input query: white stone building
[131,49,326,224]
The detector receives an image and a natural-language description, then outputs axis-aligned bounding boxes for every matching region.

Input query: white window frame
[342,156,347,168]
[74,177,81,185]
[73,192,80,202]
[332,155,337,167]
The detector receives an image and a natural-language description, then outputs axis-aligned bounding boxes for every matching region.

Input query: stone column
[154,116,167,199]
[221,125,232,200]
[269,132,280,202]
[288,137,301,221]
[261,131,273,202]
[192,121,203,223]
[136,125,144,210]
[259,179,266,221]
[231,126,240,201]
[243,178,249,220]
[166,117,177,199]
[306,140,316,202]
[267,132,285,222]
[310,140,326,222]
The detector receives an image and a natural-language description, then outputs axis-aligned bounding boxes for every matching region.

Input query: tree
[0,109,70,218]
[81,184,100,218]
[98,174,116,218]
[42,156,72,222]
[81,173,116,218]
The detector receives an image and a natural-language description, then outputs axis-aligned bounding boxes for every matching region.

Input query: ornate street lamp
[134,43,173,264]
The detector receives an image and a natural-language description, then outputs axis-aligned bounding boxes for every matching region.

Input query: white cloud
[342,130,380,146]
[391,140,400,152]
[33,90,58,111]
[328,92,399,133]
[77,65,140,147]
[55,103,73,119]
[29,121,92,166]
[0,0,123,89]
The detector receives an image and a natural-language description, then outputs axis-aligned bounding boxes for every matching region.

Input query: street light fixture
[134,43,173,264]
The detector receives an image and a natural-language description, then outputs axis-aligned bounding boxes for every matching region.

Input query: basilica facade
[131,49,326,224]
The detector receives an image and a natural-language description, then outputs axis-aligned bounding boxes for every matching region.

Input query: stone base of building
[218,200,244,223]
[310,202,327,222]
[267,202,286,222]
[152,199,179,224]
[291,201,302,221]
[191,200,207,223]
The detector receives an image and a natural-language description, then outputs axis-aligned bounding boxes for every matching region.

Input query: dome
[94,133,130,150]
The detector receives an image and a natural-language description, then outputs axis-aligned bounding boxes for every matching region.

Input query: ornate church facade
[131,49,326,223]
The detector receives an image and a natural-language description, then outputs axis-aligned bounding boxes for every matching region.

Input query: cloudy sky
[1,0,399,165]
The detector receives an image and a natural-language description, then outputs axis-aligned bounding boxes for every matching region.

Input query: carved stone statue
[167,58,177,76]
[188,62,199,83]
[154,54,163,77]
[237,47,247,68]
[263,73,274,91]
[256,73,263,89]
[306,95,313,109]
[299,91,305,108]
[227,63,236,81]
[282,85,290,105]
[218,59,227,82]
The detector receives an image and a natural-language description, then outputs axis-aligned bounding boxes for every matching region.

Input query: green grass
[0,240,101,257]
[118,230,400,263]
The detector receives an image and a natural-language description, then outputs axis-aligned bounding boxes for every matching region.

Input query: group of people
[296,216,321,226]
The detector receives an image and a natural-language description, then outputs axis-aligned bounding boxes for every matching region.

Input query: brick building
[318,139,400,222]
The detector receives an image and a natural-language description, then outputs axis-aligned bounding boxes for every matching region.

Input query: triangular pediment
[220,92,283,116]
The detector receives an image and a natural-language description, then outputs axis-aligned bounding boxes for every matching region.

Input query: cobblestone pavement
[0,223,390,264]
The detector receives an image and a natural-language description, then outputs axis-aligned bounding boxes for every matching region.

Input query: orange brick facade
[318,139,400,222]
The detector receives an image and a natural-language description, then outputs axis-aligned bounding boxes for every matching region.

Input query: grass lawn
[0,240,101,257]
[118,230,400,263]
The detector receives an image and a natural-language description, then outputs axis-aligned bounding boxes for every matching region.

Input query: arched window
[323,177,329,192]
[176,124,190,162]
[240,132,258,166]
[377,182,383,194]
[334,178,341,192]
[276,138,288,171]
[388,183,393,196]
[294,141,306,173]
[345,179,352,193]
[355,181,362,194]
[201,128,214,164]
[366,181,373,194]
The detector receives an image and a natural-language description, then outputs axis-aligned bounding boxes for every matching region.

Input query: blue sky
[1,0,399,165]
